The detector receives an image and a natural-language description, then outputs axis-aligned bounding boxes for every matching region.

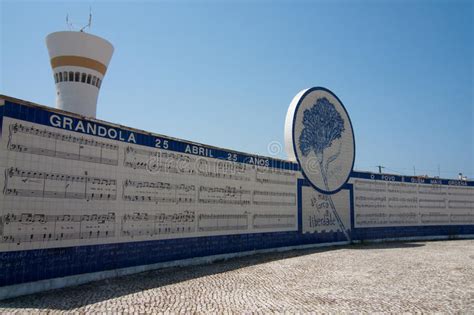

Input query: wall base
[351,234,474,244]
[0,241,349,301]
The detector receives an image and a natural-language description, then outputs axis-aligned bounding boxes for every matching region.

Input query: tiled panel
[0,98,472,289]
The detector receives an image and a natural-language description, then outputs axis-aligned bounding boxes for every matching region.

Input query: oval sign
[285,87,355,194]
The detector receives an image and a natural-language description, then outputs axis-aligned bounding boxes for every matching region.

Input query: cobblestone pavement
[0,239,473,313]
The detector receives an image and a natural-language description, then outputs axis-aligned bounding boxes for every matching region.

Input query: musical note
[4,167,117,201]
[198,185,252,206]
[8,122,119,166]
[123,146,252,181]
[122,179,195,204]
[120,211,196,237]
[124,146,196,174]
[0,212,116,245]
[255,167,296,186]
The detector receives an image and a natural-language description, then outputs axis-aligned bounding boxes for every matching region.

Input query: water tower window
[86,74,92,84]
[54,73,59,83]
[92,76,97,86]
[63,71,68,82]
[97,78,101,88]
[81,73,87,83]
[59,72,63,82]
[69,71,74,81]
[75,72,80,82]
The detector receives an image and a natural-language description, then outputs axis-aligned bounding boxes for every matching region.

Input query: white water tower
[46,30,114,118]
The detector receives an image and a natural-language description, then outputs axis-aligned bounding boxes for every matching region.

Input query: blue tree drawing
[299,97,345,190]
[298,97,351,241]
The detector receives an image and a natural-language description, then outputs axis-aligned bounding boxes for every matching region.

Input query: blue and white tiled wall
[0,98,472,291]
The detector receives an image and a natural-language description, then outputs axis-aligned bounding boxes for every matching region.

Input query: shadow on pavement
[351,241,426,250]
[0,241,424,311]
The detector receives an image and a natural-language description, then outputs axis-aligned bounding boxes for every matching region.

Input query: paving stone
[0,240,473,313]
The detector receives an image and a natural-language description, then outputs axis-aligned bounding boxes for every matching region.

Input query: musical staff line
[256,167,296,186]
[355,179,474,228]
[124,146,195,174]
[198,186,251,206]
[4,167,117,201]
[121,211,195,237]
[197,213,248,231]
[122,179,195,204]
[8,123,119,166]
[252,214,296,229]
[0,212,116,245]
[124,146,251,181]
[252,191,296,206]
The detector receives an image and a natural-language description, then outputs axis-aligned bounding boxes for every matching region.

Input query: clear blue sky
[1,0,472,179]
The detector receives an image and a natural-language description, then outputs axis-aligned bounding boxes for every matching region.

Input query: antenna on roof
[79,7,92,32]
[66,14,75,31]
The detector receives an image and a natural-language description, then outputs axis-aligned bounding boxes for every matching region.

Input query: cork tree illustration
[299,97,345,190]
[298,97,350,240]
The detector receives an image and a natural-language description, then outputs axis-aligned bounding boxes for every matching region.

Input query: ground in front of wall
[0,239,473,313]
